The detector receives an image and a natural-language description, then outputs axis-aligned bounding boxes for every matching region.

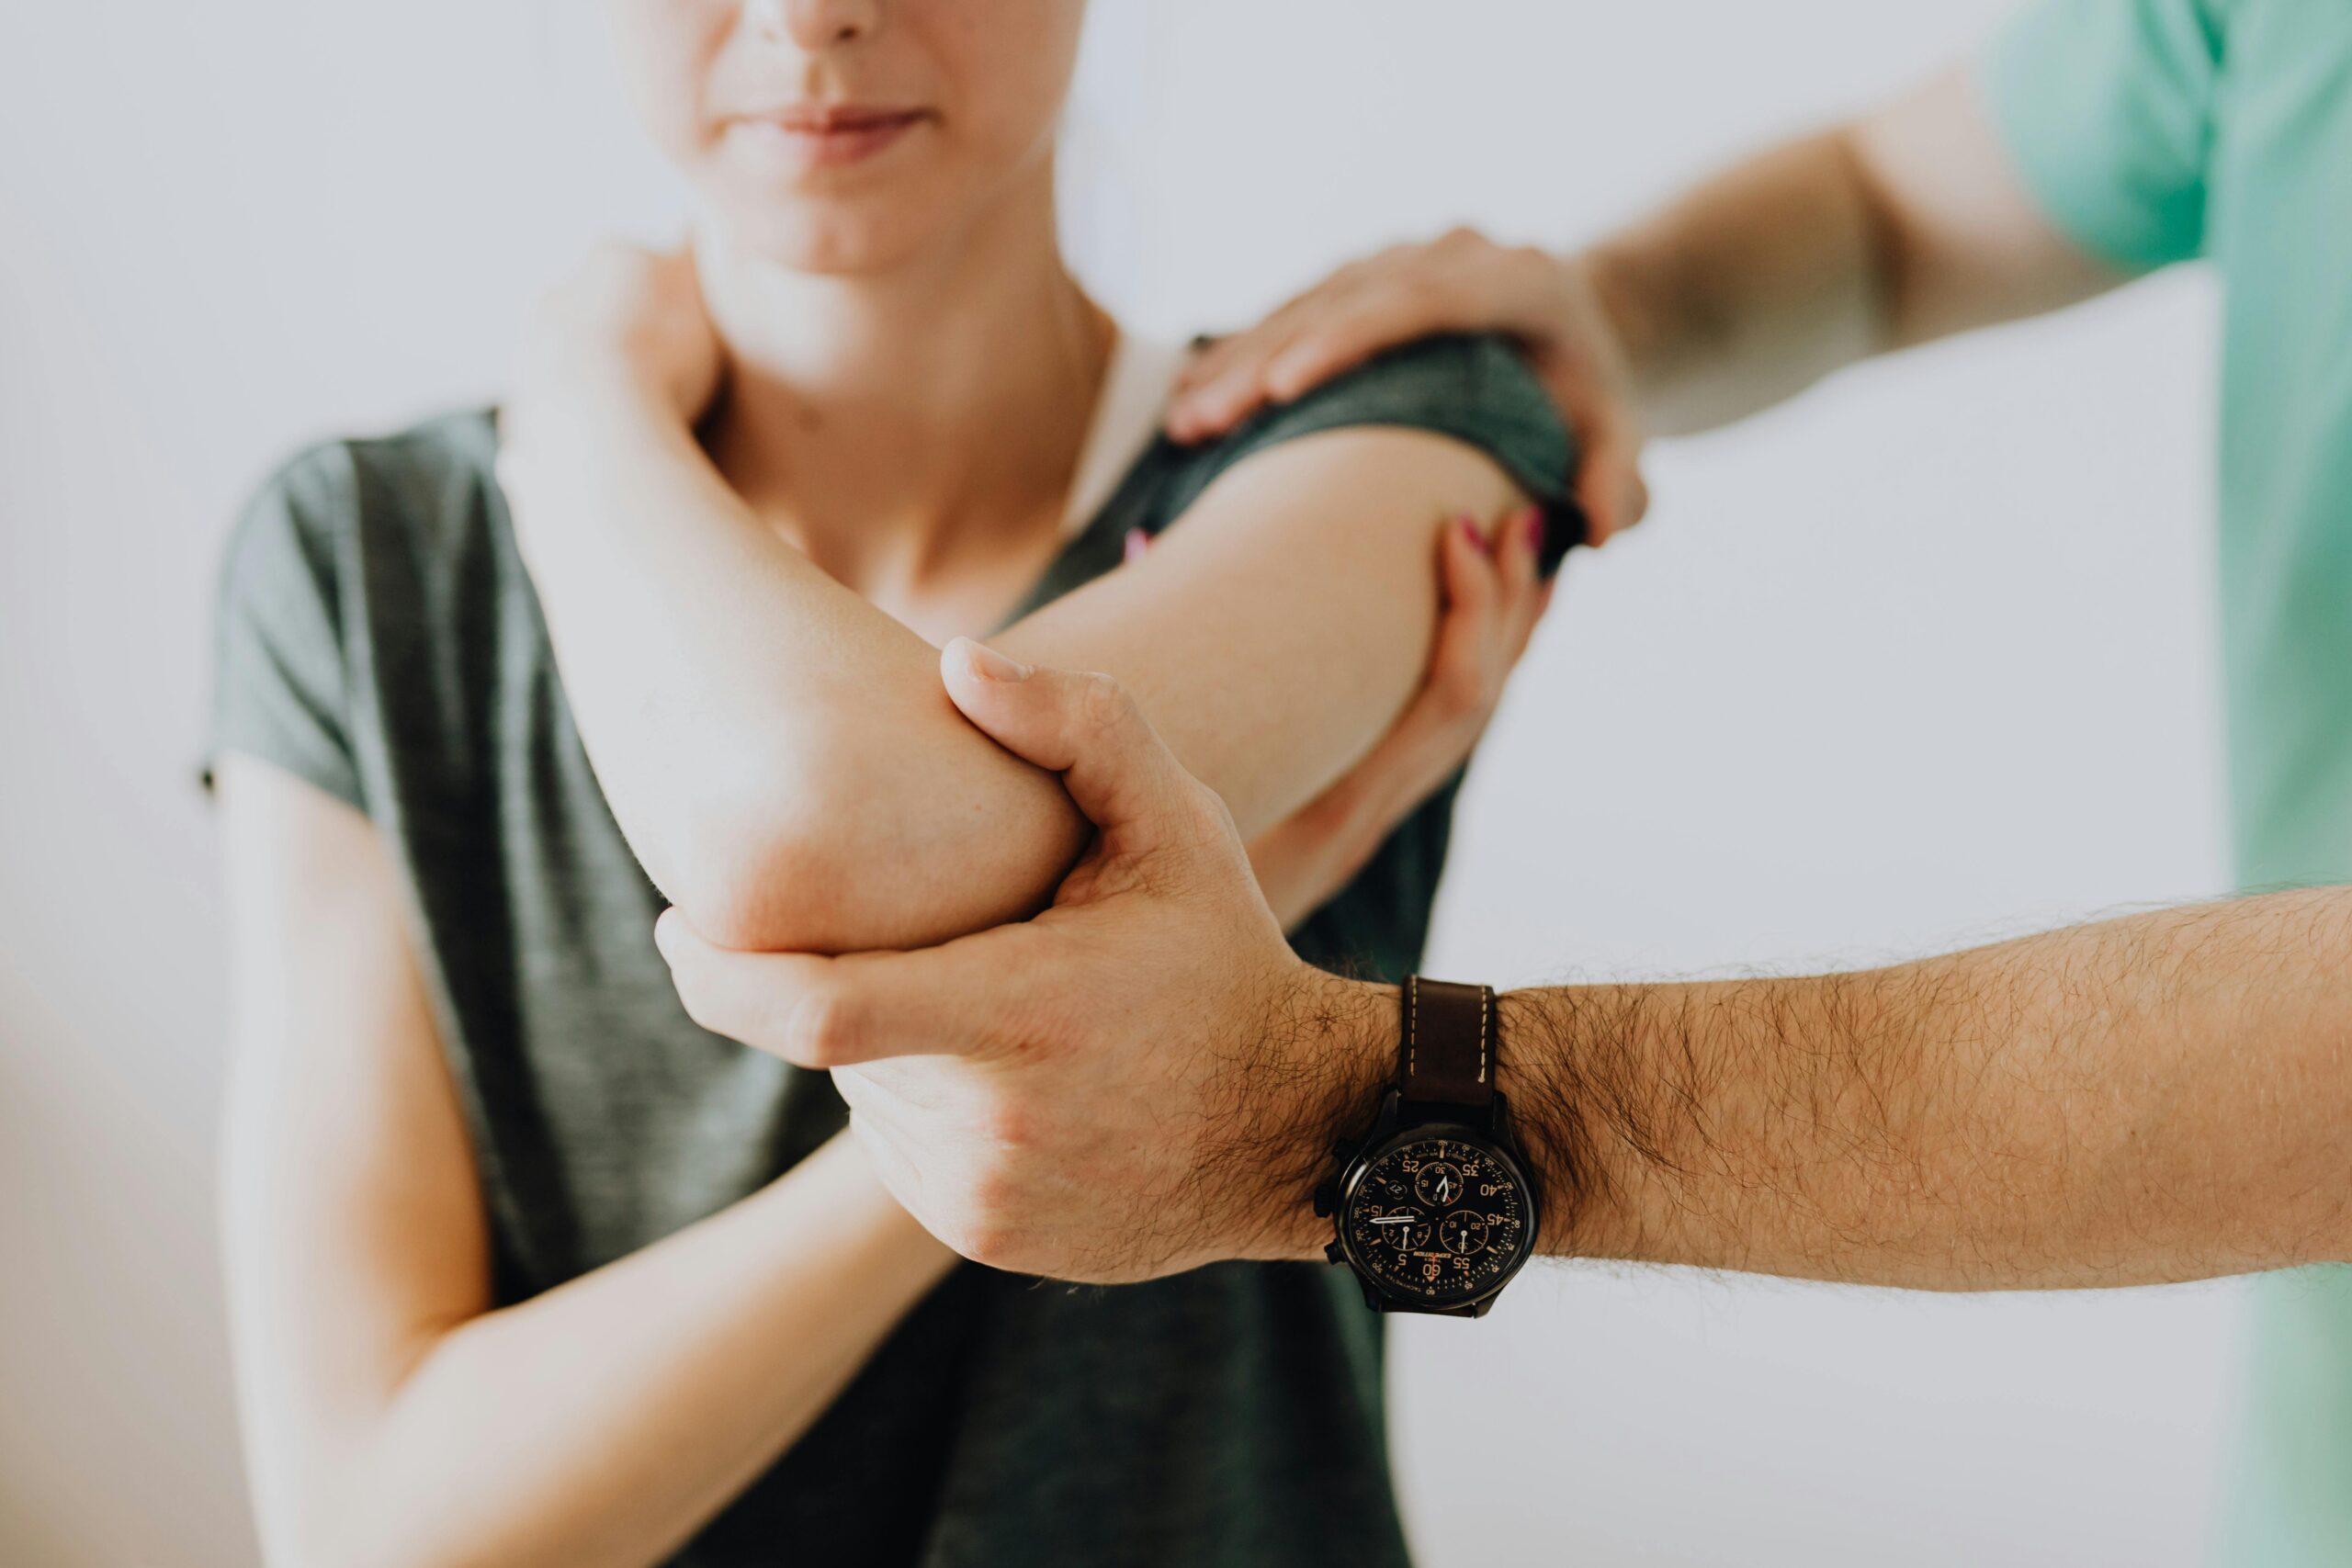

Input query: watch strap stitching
[1408,976,1419,1079]
[1479,985,1490,1085]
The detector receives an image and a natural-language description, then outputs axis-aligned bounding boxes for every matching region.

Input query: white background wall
[0,2,2237,1563]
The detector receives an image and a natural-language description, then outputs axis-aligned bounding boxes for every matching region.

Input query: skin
[1167,64,2120,541]
[645,58,2345,1291]
[220,1,1552,1562]
[658,649,2352,1291]
[503,0,1555,958]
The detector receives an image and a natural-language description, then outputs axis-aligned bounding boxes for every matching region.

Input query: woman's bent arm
[509,333,1529,954]
[218,757,954,1568]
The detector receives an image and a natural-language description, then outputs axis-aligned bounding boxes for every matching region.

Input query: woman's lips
[730,107,931,172]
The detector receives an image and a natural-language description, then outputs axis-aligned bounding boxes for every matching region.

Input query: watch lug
[1486,1089,1516,1140]
[1359,1282,1388,1314]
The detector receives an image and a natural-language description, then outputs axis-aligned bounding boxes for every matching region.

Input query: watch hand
[1368,1216,1421,1225]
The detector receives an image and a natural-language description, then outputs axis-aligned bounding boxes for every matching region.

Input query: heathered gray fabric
[206,334,1574,1567]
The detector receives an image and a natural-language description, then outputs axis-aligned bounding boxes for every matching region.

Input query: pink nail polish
[1521,507,1545,551]
[1123,526,1151,565]
[1457,513,1487,553]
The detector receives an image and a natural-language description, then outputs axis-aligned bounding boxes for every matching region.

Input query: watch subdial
[1413,1161,1465,1209]
[1439,1210,1491,1257]
[1363,1209,1431,1250]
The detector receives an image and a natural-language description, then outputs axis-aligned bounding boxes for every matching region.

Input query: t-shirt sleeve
[1981,0,2228,272]
[202,443,367,811]
[1157,333,1583,573]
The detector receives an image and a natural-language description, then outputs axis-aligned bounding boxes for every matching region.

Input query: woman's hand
[1166,231,1650,546]
[1245,502,1554,930]
[499,243,728,571]
[506,243,725,446]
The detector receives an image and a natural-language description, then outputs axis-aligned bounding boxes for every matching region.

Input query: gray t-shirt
[207,334,1574,1567]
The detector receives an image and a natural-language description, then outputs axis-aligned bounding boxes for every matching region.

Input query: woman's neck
[696,168,1114,603]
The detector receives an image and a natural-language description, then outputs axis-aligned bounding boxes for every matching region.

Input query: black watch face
[1341,1130,1535,1307]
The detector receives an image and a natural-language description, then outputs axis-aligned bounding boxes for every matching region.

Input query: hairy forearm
[277,1137,951,1568]
[1583,130,1890,438]
[1492,890,2352,1288]
[1583,65,2122,442]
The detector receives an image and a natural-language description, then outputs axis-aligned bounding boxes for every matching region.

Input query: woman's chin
[710,200,944,278]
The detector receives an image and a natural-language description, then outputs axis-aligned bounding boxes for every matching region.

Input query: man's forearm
[1584,65,2128,444]
[1585,130,1890,439]
[1467,889,2352,1289]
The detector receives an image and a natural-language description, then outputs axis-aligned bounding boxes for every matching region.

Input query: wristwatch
[1315,977,1541,1316]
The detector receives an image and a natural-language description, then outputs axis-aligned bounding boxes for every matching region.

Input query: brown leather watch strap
[1398,976,1496,1112]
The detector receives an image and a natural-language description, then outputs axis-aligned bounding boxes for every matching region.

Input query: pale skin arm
[652,656,2352,1292]
[503,252,1535,954]
[1170,63,2126,540]
[217,756,955,1568]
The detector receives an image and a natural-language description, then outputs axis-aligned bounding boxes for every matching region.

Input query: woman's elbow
[662,794,865,954]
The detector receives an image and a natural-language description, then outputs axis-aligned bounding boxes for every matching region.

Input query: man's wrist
[1224,966,1392,1265]
[1573,244,1667,393]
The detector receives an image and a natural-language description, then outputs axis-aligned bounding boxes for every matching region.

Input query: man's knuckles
[777,985,872,1067]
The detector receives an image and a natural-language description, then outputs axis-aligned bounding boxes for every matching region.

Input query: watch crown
[1325,1241,1346,1265]
[1312,1181,1336,1217]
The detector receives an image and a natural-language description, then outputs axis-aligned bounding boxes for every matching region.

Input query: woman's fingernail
[957,637,1033,682]
[1123,526,1151,565]
[1520,506,1546,551]
[1457,513,1487,552]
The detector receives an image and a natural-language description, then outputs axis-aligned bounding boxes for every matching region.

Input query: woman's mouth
[729,105,932,173]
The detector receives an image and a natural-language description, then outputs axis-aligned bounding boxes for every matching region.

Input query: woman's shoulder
[230,408,503,561]
[1144,333,1581,564]
[217,408,513,638]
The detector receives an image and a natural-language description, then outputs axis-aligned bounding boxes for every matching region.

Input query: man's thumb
[941,638,1205,845]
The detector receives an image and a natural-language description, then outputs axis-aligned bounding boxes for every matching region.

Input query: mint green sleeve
[1981,0,2228,271]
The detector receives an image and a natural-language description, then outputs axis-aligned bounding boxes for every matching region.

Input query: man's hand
[1248,504,1553,929]
[1167,231,1650,545]
[654,641,1391,1283]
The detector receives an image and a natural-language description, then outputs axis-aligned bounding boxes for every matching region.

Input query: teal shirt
[1984,2,2352,1559]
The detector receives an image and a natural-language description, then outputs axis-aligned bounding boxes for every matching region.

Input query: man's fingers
[842,1111,932,1224]
[1257,280,1472,405]
[1570,412,1650,547]
[653,908,1018,1067]
[1168,276,1393,440]
[940,639,1227,856]
[1171,281,1455,443]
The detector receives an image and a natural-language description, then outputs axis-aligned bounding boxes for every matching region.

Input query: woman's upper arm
[996,424,1532,835]
[216,755,489,1559]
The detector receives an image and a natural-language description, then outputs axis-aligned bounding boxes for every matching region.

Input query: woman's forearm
[510,382,1521,954]
[326,1136,952,1568]
[506,379,1085,953]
